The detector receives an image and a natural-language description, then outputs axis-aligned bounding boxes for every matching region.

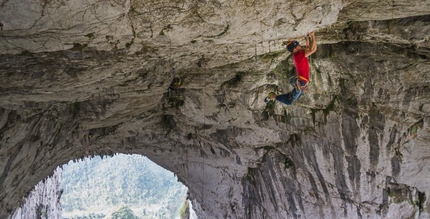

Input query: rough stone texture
[10,168,62,219]
[1,0,430,218]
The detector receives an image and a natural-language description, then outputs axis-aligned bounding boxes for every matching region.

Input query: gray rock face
[9,168,62,219]
[1,0,430,218]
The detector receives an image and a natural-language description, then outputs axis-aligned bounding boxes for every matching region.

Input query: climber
[266,32,317,105]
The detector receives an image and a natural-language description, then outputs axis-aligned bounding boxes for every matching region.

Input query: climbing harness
[297,75,309,91]
[289,75,309,92]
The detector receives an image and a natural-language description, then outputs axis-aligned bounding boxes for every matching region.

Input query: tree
[111,206,139,219]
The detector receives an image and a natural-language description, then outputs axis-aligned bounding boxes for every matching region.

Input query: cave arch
[1,4,430,217]
[60,154,188,218]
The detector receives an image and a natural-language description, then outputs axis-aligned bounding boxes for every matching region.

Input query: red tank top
[293,50,310,81]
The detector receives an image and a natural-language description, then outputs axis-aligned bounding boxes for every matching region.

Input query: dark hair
[286,41,299,53]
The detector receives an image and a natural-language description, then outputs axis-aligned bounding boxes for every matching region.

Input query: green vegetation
[166,97,185,108]
[244,167,257,185]
[125,39,134,48]
[284,157,293,169]
[187,133,197,140]
[20,50,30,56]
[408,119,423,139]
[287,133,301,147]
[221,72,246,88]
[111,206,139,219]
[85,33,95,40]
[61,154,187,219]
[72,43,88,51]
[68,213,106,219]
[178,198,189,219]
[69,101,80,118]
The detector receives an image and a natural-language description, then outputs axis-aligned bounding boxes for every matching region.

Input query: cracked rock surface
[9,168,62,219]
[1,0,430,218]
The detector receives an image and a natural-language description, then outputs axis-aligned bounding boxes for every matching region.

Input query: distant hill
[61,154,187,219]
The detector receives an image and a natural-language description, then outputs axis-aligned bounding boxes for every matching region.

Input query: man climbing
[266,32,317,105]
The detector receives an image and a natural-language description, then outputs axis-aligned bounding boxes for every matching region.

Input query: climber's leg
[275,88,303,105]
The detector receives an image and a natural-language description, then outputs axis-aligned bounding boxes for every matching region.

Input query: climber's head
[286,41,300,53]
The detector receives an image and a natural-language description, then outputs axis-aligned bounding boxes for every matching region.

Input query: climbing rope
[353,0,383,22]
[201,142,205,205]
[200,54,208,207]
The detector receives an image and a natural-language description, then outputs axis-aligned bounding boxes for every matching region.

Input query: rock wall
[1,0,430,218]
[9,168,62,219]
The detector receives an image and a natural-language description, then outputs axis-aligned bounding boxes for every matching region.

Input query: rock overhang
[1,0,430,218]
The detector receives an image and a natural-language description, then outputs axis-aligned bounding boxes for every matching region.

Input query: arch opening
[11,154,191,219]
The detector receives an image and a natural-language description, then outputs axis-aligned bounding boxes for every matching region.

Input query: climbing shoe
[264,92,276,103]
